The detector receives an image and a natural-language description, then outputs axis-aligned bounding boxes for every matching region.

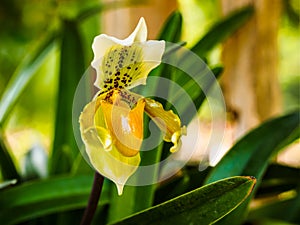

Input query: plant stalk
[80,172,104,225]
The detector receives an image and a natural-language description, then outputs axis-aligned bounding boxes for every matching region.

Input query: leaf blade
[0,132,20,180]
[191,6,254,57]
[0,175,109,225]
[205,112,300,184]
[0,33,56,125]
[205,111,300,225]
[50,20,85,174]
[110,176,256,225]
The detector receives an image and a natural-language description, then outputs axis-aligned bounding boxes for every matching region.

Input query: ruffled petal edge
[143,98,186,153]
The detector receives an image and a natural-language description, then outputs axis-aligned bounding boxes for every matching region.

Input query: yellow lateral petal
[144,98,186,152]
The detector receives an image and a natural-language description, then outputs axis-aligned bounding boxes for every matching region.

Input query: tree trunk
[102,0,178,39]
[220,0,282,138]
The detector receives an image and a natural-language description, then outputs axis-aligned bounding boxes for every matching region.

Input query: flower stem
[80,172,104,225]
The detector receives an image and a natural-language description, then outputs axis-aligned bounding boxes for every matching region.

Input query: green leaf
[75,3,108,21]
[256,164,300,198]
[263,164,300,182]
[0,33,56,125]
[179,66,223,125]
[248,188,300,223]
[284,0,300,27]
[205,112,300,184]
[0,175,109,225]
[0,33,55,180]
[191,6,254,58]
[147,10,183,83]
[205,111,300,225]
[110,176,256,225]
[154,166,212,204]
[50,20,85,174]
[163,41,186,57]
[165,50,223,125]
[248,218,298,225]
[107,184,138,223]
[0,179,17,190]
[0,131,20,180]
[153,10,183,98]
[157,11,182,43]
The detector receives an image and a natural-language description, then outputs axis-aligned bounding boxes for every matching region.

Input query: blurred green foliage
[0,1,299,225]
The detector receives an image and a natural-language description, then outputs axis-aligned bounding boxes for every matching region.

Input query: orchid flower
[79,18,186,195]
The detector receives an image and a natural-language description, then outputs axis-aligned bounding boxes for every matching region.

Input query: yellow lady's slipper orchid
[79,18,186,195]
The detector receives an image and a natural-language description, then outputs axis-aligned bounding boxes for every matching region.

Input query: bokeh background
[0,0,299,224]
[0,0,298,172]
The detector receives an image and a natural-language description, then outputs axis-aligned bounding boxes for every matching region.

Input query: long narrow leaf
[0,33,56,125]
[191,6,254,57]
[50,20,85,174]
[111,176,256,225]
[205,112,300,184]
[256,164,300,197]
[0,131,20,180]
[157,11,182,43]
[0,179,17,190]
[179,66,223,125]
[0,175,109,225]
[248,188,300,223]
[154,166,212,204]
[205,111,300,225]
[0,33,56,181]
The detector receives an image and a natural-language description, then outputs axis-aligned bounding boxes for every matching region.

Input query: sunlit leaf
[0,179,17,190]
[0,33,56,180]
[0,33,56,125]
